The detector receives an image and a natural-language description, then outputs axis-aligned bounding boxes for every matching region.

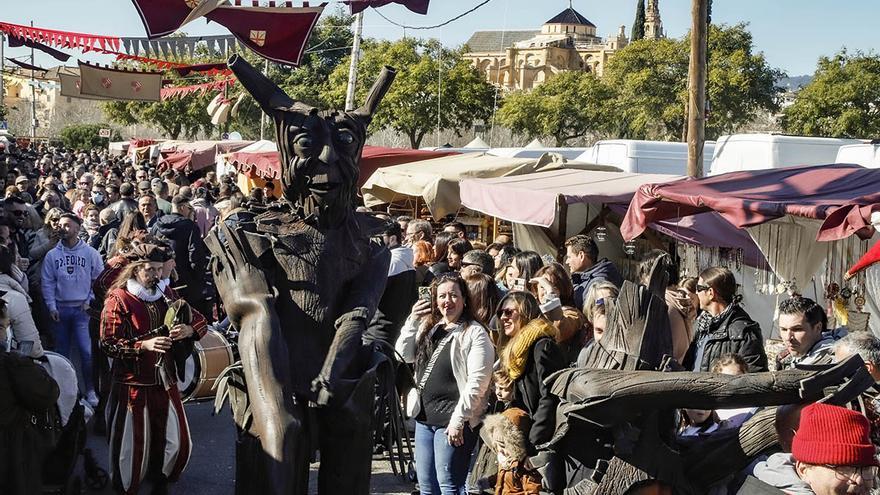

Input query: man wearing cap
[100,243,207,494]
[151,195,210,318]
[14,175,33,203]
[750,402,878,494]
[41,213,103,407]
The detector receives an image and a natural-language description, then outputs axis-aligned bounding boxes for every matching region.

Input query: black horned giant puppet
[205,54,396,494]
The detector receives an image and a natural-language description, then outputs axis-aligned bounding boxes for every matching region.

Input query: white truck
[835,142,880,168]
[574,139,715,175]
[709,134,862,176]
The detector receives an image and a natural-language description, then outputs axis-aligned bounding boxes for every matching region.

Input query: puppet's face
[276,107,365,219]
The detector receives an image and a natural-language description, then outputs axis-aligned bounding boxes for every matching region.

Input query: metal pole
[0,32,5,111]
[259,58,268,140]
[685,0,708,177]
[30,21,37,139]
[344,12,363,111]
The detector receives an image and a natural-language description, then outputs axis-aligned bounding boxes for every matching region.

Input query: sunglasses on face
[498,308,518,318]
[696,284,711,293]
[10,210,26,217]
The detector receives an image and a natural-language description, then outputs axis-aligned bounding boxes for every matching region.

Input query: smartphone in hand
[513,278,527,291]
[418,286,432,302]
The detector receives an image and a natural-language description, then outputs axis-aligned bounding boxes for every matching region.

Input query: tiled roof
[464,30,540,53]
[545,8,596,27]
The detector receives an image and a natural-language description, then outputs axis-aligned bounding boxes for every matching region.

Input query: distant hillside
[776,75,813,91]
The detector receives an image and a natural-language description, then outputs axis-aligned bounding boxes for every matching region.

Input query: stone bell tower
[644,0,664,40]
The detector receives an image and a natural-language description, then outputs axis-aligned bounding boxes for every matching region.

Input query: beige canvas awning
[360,152,617,219]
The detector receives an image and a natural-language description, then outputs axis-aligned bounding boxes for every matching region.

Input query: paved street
[82,401,415,494]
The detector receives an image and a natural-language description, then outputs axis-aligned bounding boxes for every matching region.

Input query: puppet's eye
[336,130,355,145]
[295,135,313,149]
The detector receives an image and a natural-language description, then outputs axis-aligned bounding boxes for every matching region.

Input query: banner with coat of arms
[77,61,163,102]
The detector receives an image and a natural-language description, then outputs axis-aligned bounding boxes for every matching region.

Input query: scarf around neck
[503,318,558,381]
[126,278,168,302]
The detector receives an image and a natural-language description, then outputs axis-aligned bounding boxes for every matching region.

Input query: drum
[178,329,234,402]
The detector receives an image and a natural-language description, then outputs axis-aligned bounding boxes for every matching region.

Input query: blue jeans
[414,422,477,495]
[53,305,94,394]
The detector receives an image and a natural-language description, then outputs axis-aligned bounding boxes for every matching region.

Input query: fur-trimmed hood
[484,408,531,464]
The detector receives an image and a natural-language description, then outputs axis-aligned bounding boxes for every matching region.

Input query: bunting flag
[173,62,231,77]
[6,58,47,72]
[205,3,324,66]
[121,34,237,58]
[345,0,429,14]
[130,0,227,39]
[7,35,71,62]
[114,53,188,69]
[59,72,112,100]
[78,61,163,102]
[0,21,120,53]
[161,77,235,99]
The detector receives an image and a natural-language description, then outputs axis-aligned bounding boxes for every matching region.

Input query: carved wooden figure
[206,55,396,495]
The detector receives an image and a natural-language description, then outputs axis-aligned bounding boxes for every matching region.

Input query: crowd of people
[0,143,878,495]
[378,219,880,494]
[0,144,265,494]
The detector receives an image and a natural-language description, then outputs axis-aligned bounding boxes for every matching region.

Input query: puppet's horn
[227,54,294,113]
[353,66,396,121]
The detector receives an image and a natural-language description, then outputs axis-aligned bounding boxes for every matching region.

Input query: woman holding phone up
[396,273,494,494]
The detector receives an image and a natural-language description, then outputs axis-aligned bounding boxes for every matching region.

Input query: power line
[373,0,493,30]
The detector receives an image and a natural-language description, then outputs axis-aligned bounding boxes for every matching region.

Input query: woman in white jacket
[0,244,43,358]
[396,273,494,494]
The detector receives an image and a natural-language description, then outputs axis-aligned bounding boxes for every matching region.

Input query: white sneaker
[86,391,99,408]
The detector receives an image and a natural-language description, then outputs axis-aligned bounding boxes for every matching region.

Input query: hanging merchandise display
[78,61,163,102]
[204,3,324,66]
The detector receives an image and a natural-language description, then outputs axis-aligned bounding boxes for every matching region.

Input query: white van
[574,139,714,175]
[487,147,589,160]
[710,134,862,176]
[835,142,880,168]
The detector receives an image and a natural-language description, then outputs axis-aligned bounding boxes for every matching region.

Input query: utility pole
[685,0,708,177]
[30,21,37,139]
[259,58,268,140]
[0,32,5,111]
[344,12,363,111]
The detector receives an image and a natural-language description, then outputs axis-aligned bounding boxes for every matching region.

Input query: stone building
[464,2,664,91]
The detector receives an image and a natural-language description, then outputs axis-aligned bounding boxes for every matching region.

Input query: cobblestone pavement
[82,401,415,494]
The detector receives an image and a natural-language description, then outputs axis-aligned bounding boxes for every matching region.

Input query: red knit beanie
[792,403,878,467]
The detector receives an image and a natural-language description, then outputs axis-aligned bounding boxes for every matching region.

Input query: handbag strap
[417,331,455,390]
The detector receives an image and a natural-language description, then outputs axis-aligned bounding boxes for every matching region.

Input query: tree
[632,0,646,42]
[325,38,496,148]
[59,123,121,149]
[496,71,614,146]
[604,23,782,140]
[781,50,880,138]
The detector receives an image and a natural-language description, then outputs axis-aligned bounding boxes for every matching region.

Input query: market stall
[621,163,880,334]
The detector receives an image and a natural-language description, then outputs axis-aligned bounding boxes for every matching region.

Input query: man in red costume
[99,243,207,494]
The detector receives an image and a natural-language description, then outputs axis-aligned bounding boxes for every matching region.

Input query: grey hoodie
[753,453,814,494]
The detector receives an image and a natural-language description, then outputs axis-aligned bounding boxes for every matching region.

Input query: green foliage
[632,0,646,42]
[59,123,121,150]
[326,38,496,148]
[496,71,614,146]
[781,50,880,138]
[604,23,782,140]
[0,104,7,122]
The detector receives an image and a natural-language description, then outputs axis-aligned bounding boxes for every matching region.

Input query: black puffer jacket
[684,304,768,373]
[151,213,208,303]
[0,351,60,495]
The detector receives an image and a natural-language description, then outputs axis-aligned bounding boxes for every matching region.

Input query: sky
[1,0,877,76]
